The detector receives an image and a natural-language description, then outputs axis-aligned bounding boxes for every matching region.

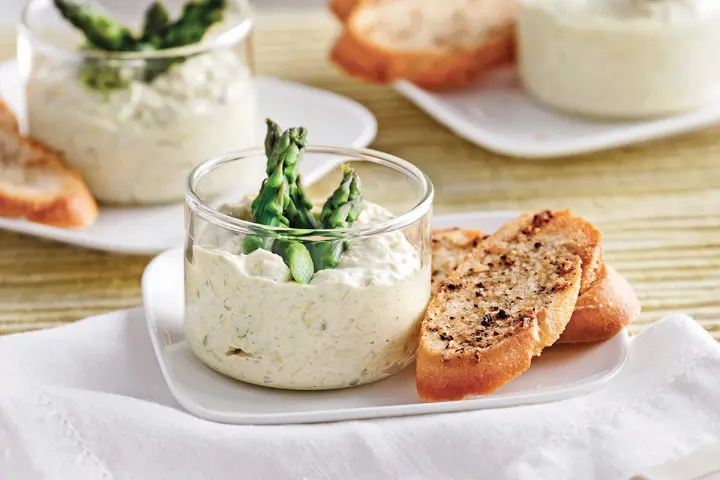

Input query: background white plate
[395,67,720,159]
[142,211,628,425]
[0,60,377,254]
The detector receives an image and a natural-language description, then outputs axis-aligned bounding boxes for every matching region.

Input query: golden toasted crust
[330,0,517,90]
[431,229,638,344]
[0,100,98,228]
[418,210,602,401]
[329,0,361,22]
[417,277,580,400]
[557,265,640,344]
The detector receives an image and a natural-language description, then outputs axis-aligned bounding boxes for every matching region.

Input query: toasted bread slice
[0,100,97,228]
[329,0,360,22]
[432,228,488,293]
[330,0,518,90]
[431,228,639,343]
[557,265,640,344]
[417,210,602,401]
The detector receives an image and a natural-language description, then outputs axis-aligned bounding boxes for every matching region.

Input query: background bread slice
[432,228,639,343]
[0,100,98,228]
[557,265,640,343]
[418,211,602,401]
[329,0,360,22]
[330,0,518,90]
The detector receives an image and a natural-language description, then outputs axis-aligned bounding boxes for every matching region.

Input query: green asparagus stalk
[286,174,317,230]
[140,2,171,46]
[143,0,227,82]
[249,121,365,281]
[53,0,137,52]
[159,0,226,49]
[264,120,317,230]
[246,122,316,283]
[263,119,283,159]
[53,0,227,89]
[244,162,290,254]
[310,164,364,271]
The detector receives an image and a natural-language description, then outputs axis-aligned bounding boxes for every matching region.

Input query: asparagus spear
[264,120,317,230]
[143,0,227,82]
[160,0,226,49]
[53,0,137,52]
[264,118,283,159]
[310,164,364,271]
[140,2,171,46]
[54,0,228,88]
[286,174,317,230]
[244,162,290,254]
[246,122,316,283]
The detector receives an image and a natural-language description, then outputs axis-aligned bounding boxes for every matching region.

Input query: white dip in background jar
[19,0,259,205]
[518,0,720,118]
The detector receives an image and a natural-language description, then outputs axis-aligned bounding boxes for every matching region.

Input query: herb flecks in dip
[186,199,430,390]
[183,119,431,390]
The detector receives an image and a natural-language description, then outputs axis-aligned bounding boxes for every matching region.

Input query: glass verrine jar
[18,0,258,205]
[185,146,434,390]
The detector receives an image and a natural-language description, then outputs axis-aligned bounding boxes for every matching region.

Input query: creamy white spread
[27,49,259,204]
[184,201,430,390]
[518,0,720,118]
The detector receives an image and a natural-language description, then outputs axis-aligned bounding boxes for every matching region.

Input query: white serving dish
[395,66,720,158]
[0,60,377,254]
[142,211,628,425]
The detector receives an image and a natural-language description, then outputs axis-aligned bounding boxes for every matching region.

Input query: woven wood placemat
[0,12,719,337]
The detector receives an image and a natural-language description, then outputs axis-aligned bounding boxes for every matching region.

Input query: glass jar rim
[185,145,435,239]
[19,0,253,61]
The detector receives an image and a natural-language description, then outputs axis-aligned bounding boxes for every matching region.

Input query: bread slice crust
[0,100,97,228]
[417,210,602,401]
[329,0,360,22]
[330,0,517,90]
[557,265,640,344]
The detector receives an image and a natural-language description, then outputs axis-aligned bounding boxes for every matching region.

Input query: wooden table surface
[1,12,719,337]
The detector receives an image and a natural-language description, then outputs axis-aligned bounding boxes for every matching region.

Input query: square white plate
[142,211,628,425]
[0,60,377,254]
[395,67,720,158]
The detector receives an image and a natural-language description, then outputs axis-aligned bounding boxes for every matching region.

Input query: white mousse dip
[518,0,720,118]
[27,49,258,204]
[184,200,431,390]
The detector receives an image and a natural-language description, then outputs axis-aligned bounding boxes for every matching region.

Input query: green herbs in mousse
[53,0,227,92]
[241,119,365,284]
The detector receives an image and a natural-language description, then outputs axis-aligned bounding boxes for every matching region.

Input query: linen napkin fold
[1,309,719,480]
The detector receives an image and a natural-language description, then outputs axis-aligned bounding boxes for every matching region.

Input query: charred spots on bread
[552,278,570,292]
[499,253,514,267]
[557,260,575,275]
[521,210,554,235]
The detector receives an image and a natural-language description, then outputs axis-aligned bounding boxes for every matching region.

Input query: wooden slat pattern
[0,12,718,337]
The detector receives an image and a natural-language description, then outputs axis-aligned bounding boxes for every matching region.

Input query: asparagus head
[54,0,137,51]
[53,0,228,89]
[311,164,365,271]
[160,0,227,49]
[140,2,171,46]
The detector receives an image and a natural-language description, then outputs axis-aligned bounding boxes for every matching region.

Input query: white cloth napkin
[1,309,719,480]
